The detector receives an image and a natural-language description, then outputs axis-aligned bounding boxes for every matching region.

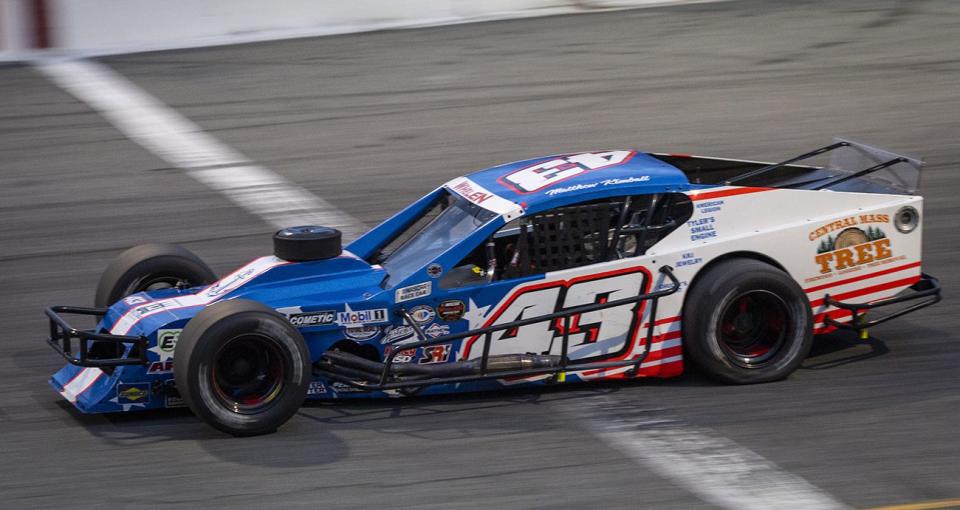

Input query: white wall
[48,0,702,56]
[0,0,712,59]
[0,0,34,56]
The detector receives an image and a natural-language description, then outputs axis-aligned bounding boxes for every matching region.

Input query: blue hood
[101,254,388,339]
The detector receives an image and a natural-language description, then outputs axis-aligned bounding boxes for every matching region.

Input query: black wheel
[95,243,217,307]
[174,299,310,436]
[683,258,813,384]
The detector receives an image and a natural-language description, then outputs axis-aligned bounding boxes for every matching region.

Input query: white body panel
[457,185,924,380]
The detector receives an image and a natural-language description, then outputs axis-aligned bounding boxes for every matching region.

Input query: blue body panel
[460,151,691,215]
[51,150,699,413]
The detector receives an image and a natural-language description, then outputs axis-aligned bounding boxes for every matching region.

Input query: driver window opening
[441,193,692,288]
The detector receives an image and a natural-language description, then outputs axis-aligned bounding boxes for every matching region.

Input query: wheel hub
[718,290,789,368]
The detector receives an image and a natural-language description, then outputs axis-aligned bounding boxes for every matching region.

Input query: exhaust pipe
[320,350,562,379]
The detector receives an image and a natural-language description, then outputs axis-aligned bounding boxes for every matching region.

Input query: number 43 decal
[462,266,651,361]
[498,151,635,194]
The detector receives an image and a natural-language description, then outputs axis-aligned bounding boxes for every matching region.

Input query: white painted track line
[557,396,849,509]
[34,58,366,240]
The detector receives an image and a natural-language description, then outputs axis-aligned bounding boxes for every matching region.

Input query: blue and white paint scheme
[50,148,928,412]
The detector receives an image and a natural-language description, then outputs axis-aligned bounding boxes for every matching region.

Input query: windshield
[381,191,497,286]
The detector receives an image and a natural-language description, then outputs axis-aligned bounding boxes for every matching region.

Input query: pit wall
[1,0,710,60]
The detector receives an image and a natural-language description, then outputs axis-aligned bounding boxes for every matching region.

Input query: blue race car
[46,143,940,435]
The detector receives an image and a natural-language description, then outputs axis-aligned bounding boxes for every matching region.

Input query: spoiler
[727,138,924,195]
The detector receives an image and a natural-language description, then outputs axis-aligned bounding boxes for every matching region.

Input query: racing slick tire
[682,258,813,384]
[175,299,311,436]
[273,226,342,262]
[94,243,217,307]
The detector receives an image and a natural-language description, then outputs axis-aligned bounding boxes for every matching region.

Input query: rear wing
[655,138,924,195]
[726,138,924,195]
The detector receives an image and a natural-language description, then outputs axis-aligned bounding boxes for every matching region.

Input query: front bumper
[45,305,148,368]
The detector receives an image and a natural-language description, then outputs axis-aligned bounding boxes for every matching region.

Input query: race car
[45,138,941,436]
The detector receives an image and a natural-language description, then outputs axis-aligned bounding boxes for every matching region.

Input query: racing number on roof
[465,267,649,360]
[500,151,635,194]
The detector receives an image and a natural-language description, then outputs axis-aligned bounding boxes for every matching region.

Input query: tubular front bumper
[824,273,941,331]
[45,305,148,368]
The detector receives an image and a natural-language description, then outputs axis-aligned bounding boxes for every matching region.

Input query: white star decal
[457,298,494,361]
[462,298,493,329]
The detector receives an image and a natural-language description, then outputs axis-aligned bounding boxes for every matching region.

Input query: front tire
[683,258,812,384]
[95,243,217,307]
[174,299,310,436]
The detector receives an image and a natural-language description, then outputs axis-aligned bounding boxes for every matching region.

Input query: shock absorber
[485,237,497,282]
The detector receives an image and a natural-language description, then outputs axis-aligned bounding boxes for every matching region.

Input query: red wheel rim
[717,290,789,368]
[211,334,287,414]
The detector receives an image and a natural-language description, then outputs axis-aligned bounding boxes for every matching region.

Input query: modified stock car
[46,138,940,436]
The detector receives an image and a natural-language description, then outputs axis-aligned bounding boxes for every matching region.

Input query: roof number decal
[499,151,635,194]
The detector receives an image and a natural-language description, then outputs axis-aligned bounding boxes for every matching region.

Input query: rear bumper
[824,273,941,331]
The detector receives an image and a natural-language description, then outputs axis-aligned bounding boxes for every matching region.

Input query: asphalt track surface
[2,0,959,508]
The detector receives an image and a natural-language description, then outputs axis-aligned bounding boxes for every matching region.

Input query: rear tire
[174,299,311,436]
[95,243,217,307]
[683,258,812,384]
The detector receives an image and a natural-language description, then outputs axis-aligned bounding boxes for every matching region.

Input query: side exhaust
[318,350,562,380]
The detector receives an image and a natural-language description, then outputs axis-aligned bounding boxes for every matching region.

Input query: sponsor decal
[395,281,431,303]
[129,301,174,320]
[437,300,466,321]
[499,151,635,194]
[424,323,450,338]
[809,213,889,242]
[148,329,181,362]
[157,329,179,354]
[387,347,417,364]
[696,199,724,214]
[123,295,147,306]
[307,381,327,396]
[288,310,336,327]
[688,216,717,241]
[451,180,495,205]
[331,382,364,393]
[337,307,389,326]
[419,344,452,364]
[344,325,381,341]
[382,325,417,344]
[147,360,174,375]
[676,252,702,268]
[813,227,893,275]
[117,382,151,405]
[408,305,436,324]
[164,380,185,408]
[427,263,443,278]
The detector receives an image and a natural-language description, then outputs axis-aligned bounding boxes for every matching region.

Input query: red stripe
[62,367,89,389]
[581,332,681,376]
[644,316,680,327]
[814,308,854,324]
[585,346,684,377]
[689,187,773,202]
[73,372,103,400]
[809,275,920,308]
[804,261,921,293]
[30,0,50,49]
